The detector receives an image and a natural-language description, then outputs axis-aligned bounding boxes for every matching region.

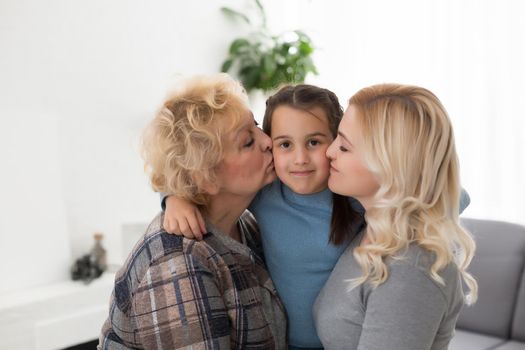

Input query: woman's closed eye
[244,137,255,148]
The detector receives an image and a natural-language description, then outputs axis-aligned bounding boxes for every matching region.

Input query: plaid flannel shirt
[98,212,287,350]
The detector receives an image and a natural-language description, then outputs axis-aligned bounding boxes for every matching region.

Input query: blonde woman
[313,84,477,350]
[98,74,286,349]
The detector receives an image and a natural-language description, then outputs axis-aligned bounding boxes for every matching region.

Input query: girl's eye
[279,142,291,149]
[244,137,255,148]
[339,146,348,152]
[308,139,320,147]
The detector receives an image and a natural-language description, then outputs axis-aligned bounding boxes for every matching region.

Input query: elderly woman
[314,84,478,349]
[98,74,286,349]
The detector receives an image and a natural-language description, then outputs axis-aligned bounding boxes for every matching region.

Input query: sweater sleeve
[132,253,231,350]
[357,264,448,350]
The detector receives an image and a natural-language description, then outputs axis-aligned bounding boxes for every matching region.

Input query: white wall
[0,114,70,294]
[267,0,525,225]
[1,0,524,296]
[0,0,250,294]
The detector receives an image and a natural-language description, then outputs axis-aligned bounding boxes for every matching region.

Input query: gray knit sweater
[313,232,465,350]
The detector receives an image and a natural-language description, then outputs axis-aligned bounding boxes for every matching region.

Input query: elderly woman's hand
[164,195,207,240]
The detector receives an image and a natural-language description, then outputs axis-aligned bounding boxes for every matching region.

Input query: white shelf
[0,272,115,350]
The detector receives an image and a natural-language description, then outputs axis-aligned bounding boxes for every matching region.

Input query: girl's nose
[294,147,309,165]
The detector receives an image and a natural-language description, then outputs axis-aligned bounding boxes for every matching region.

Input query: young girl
[314,84,477,349]
[163,84,470,349]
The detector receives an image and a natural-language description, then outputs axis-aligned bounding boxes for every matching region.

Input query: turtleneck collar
[279,179,333,210]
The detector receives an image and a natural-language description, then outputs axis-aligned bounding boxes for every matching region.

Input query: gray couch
[449,218,525,350]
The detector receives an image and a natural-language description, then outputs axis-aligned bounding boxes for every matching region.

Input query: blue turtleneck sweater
[249,180,359,348]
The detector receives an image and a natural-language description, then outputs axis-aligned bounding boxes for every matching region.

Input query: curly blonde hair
[349,84,478,304]
[141,74,249,206]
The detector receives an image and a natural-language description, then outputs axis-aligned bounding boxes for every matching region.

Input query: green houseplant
[220,0,318,92]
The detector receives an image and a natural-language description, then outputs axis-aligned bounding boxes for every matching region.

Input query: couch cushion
[493,341,525,350]
[457,218,525,338]
[449,330,505,350]
[512,271,525,341]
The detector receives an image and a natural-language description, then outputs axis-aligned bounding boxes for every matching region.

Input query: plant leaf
[219,6,318,92]
[262,54,277,77]
[240,66,262,91]
[221,58,234,73]
[299,41,314,55]
[254,0,264,13]
[229,38,251,55]
[254,0,267,29]
[220,7,251,25]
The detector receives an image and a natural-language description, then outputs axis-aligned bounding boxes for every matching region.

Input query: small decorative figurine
[71,232,107,283]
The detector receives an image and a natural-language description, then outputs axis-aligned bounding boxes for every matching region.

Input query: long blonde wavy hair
[141,74,248,206]
[349,83,477,304]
